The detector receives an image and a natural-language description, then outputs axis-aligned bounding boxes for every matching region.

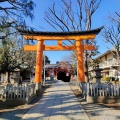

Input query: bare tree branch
[102,14,120,63]
[44,0,102,81]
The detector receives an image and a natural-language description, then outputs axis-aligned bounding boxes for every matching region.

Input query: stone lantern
[94,64,103,84]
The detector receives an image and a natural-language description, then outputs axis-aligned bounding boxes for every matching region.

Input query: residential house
[89,50,120,80]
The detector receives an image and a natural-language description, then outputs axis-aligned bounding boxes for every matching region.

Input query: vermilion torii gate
[19,27,103,92]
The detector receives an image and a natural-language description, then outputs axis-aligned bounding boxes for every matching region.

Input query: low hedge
[101,76,111,81]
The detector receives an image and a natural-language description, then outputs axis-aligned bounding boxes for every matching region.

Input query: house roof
[94,50,111,60]
[94,49,117,60]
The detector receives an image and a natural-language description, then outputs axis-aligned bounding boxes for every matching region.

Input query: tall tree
[0,27,18,82]
[44,0,102,82]
[0,16,37,82]
[102,13,120,64]
[43,55,50,65]
[0,0,35,21]
[0,30,37,82]
[0,0,35,33]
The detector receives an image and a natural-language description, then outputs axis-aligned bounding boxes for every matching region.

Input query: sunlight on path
[22,80,89,120]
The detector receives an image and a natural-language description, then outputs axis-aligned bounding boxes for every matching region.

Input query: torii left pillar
[35,40,44,94]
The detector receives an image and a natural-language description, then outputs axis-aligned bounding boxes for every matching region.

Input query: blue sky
[26,0,119,64]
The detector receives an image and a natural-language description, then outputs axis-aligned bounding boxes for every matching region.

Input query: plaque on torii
[19,27,103,91]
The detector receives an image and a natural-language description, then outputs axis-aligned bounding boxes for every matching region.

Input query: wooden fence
[87,82,120,97]
[0,83,36,100]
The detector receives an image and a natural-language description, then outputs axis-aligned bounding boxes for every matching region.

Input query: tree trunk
[85,50,89,82]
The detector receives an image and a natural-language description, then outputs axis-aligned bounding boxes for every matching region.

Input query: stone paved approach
[22,80,90,120]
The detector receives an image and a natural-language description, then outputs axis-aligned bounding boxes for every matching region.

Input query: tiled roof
[18,26,104,36]
[45,64,57,68]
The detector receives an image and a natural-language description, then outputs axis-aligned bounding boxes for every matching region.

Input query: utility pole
[43,52,46,86]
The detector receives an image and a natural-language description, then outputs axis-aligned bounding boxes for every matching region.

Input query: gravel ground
[83,104,120,120]
[69,80,120,120]
[0,104,33,120]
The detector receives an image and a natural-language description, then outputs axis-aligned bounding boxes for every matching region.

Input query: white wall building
[89,50,120,80]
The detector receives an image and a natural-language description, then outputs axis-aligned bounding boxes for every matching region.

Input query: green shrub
[101,76,106,81]
[101,76,111,81]
[106,77,111,81]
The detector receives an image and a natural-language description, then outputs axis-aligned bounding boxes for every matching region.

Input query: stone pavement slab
[22,80,90,120]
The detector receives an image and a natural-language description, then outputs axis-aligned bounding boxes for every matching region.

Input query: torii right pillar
[76,40,85,82]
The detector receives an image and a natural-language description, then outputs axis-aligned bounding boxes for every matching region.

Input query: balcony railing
[100,59,119,68]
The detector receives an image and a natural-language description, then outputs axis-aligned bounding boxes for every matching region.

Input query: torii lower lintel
[23,44,95,51]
